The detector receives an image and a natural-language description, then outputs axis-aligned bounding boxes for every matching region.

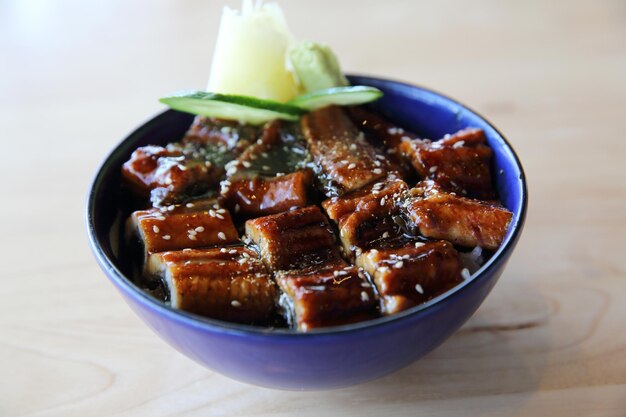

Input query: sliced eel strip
[126,199,238,265]
[399,128,495,200]
[356,241,462,314]
[301,106,388,196]
[245,206,340,270]
[275,259,377,331]
[401,181,512,251]
[147,247,276,323]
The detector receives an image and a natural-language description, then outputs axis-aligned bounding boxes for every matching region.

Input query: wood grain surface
[1,0,625,416]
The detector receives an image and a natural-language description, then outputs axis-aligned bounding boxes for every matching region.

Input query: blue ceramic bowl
[86,75,527,390]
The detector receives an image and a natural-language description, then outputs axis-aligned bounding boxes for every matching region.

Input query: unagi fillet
[122,145,223,206]
[401,181,512,250]
[122,118,257,206]
[347,106,417,177]
[147,247,276,323]
[399,128,495,200]
[245,206,340,270]
[301,106,388,195]
[276,259,377,330]
[356,241,463,314]
[220,121,312,218]
[126,199,239,265]
[322,178,409,253]
[222,170,312,218]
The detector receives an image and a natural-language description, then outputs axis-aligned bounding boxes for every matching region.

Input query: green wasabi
[289,41,349,93]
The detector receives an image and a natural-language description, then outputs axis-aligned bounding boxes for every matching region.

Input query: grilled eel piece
[301,105,389,196]
[322,177,409,255]
[276,259,377,331]
[399,128,496,200]
[220,121,312,218]
[346,106,417,178]
[401,181,512,251]
[221,171,313,219]
[122,118,257,206]
[245,206,340,271]
[245,206,379,330]
[147,247,277,324]
[126,199,239,267]
[356,241,463,314]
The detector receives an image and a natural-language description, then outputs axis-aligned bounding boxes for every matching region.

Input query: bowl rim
[86,74,528,338]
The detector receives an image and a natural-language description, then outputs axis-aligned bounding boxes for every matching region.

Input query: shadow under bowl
[86,75,527,390]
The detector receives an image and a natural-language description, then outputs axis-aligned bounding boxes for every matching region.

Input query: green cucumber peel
[159,91,305,125]
[288,86,383,110]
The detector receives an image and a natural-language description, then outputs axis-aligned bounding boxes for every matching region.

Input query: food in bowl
[118,1,512,331]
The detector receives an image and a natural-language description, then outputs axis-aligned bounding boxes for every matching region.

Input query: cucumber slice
[288,86,383,110]
[160,91,305,125]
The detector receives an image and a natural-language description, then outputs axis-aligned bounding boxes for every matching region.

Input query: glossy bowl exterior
[86,75,527,390]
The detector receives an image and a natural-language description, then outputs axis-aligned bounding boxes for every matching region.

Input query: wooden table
[2,0,625,415]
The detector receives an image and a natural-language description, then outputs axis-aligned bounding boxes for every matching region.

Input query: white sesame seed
[195,226,205,232]
[380,197,387,206]
[186,203,194,208]
[231,300,242,307]
[453,140,465,149]
[220,248,227,253]
[167,205,175,211]
[415,242,425,248]
[228,249,238,254]
[217,232,227,241]
[188,229,197,236]
[375,154,386,161]
[361,291,370,302]
[216,208,227,214]
[394,261,404,269]
[188,234,197,240]
[152,225,160,233]
[429,166,438,173]
[215,213,224,219]
[372,168,383,175]
[209,209,216,217]
[382,231,390,239]
[242,161,251,168]
[349,143,357,150]
[348,163,357,169]
[461,268,471,280]
[162,235,171,240]
[415,284,424,294]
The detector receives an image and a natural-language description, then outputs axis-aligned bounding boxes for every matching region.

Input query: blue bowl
[86,75,527,390]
